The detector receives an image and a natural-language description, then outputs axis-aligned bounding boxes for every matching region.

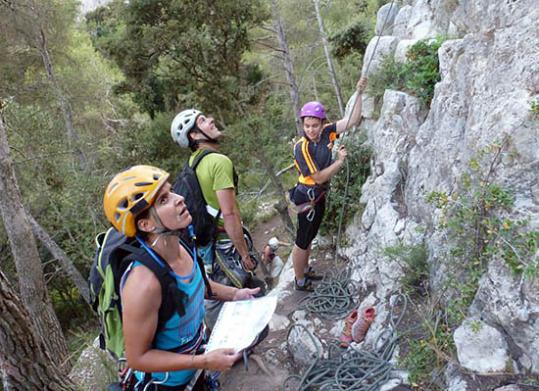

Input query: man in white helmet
[170,109,260,330]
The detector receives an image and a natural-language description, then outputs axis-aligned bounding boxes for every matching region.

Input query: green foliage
[427,137,539,322]
[400,315,453,389]
[404,38,444,106]
[366,37,445,109]
[329,18,371,60]
[320,136,371,235]
[402,138,538,384]
[365,55,408,106]
[530,98,539,118]
[383,243,428,294]
[86,0,268,119]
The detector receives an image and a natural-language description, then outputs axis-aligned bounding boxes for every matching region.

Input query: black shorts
[294,194,326,250]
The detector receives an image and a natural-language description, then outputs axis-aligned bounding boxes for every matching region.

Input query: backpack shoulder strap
[191,149,217,170]
[124,248,188,326]
[179,238,215,299]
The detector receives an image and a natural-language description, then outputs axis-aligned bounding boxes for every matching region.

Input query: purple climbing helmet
[300,101,326,120]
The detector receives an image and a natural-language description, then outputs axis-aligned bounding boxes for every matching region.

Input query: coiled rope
[284,294,408,391]
[299,267,360,319]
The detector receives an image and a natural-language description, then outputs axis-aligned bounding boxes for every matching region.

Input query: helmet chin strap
[148,207,184,245]
[194,126,219,144]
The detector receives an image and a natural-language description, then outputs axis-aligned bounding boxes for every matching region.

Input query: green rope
[299,267,360,319]
[283,294,408,391]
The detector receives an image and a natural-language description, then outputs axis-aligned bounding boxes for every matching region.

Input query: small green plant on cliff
[367,37,445,111]
[320,137,372,236]
[427,136,538,321]
[383,243,428,295]
[530,98,539,119]
[401,137,538,387]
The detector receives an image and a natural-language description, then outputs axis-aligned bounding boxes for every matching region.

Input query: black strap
[190,149,216,170]
[179,238,215,299]
[123,248,188,325]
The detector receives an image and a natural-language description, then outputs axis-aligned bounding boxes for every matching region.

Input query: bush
[366,37,444,110]
[383,243,428,294]
[320,137,371,236]
[329,18,371,61]
[530,98,539,118]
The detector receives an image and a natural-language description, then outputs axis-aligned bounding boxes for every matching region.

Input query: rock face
[454,319,512,373]
[69,344,117,390]
[342,0,539,388]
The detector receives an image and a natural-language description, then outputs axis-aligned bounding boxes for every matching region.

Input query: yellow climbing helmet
[103,165,170,237]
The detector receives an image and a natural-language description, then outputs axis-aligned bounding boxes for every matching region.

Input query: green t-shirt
[189,149,236,225]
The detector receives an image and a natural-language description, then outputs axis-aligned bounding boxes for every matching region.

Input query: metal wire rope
[334,0,397,255]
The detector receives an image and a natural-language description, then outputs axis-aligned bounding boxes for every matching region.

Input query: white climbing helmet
[170,109,202,148]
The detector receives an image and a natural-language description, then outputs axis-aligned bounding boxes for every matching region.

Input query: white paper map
[205,295,278,353]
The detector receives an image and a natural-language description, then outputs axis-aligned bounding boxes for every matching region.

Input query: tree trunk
[0,271,75,390]
[256,152,295,238]
[0,112,70,372]
[312,0,344,117]
[36,27,87,169]
[26,212,90,304]
[270,0,303,136]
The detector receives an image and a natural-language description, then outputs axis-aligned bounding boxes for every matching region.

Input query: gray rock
[375,3,400,36]
[494,386,522,391]
[362,36,399,76]
[393,5,413,39]
[286,320,322,370]
[394,39,419,63]
[69,344,117,390]
[454,319,512,373]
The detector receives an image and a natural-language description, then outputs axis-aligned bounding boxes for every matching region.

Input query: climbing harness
[291,187,326,222]
[299,267,360,319]
[334,0,397,254]
[283,294,408,391]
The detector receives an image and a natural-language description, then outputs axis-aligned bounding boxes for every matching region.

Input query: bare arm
[336,76,368,134]
[216,188,255,270]
[122,267,239,372]
[207,279,260,301]
[311,146,347,185]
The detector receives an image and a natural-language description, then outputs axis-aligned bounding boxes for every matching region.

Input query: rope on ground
[299,267,360,319]
[284,293,408,391]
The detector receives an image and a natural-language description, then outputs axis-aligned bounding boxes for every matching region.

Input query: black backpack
[172,150,220,246]
[88,227,211,359]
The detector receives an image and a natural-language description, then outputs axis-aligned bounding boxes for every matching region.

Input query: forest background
[0,0,384,381]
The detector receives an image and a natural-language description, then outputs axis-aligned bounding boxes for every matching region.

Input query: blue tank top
[123,255,206,386]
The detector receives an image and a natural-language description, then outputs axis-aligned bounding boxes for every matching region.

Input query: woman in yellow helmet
[104,165,259,390]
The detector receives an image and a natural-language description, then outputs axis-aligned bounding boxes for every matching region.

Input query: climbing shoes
[340,306,376,348]
[294,278,315,292]
[305,266,323,281]
[339,309,358,348]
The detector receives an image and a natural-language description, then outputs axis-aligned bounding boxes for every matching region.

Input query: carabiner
[306,208,315,222]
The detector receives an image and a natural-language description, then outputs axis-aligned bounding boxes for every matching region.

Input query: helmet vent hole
[119,199,129,210]
[133,193,144,201]
[114,212,121,222]
[135,181,152,187]
[153,174,160,180]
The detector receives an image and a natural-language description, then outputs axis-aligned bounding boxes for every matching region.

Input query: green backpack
[88,227,210,359]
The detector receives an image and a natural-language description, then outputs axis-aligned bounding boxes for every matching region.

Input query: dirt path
[218,214,337,391]
[218,214,295,390]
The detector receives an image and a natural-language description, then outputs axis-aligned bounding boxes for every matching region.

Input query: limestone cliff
[341,0,539,388]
